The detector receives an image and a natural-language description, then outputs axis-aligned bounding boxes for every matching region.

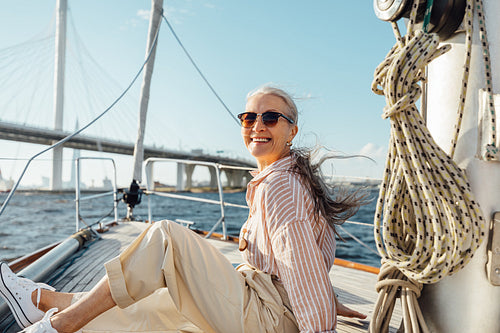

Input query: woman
[0,85,366,333]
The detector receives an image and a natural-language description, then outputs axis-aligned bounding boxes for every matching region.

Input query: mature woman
[0,85,366,333]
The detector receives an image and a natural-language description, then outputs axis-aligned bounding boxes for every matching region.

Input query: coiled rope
[369,1,489,332]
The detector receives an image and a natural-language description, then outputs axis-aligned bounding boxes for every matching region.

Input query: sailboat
[1,0,499,332]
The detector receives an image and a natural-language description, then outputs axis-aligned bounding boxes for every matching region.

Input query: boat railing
[75,157,119,233]
[144,157,254,240]
[143,157,380,257]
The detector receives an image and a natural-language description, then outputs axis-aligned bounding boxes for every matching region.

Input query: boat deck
[0,222,402,332]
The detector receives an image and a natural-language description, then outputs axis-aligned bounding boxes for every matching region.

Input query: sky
[0,0,398,188]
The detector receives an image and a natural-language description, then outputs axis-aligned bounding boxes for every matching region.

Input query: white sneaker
[0,262,56,328]
[20,308,58,333]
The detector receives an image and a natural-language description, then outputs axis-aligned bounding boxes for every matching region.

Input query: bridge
[0,121,254,168]
[0,121,256,191]
[0,0,257,191]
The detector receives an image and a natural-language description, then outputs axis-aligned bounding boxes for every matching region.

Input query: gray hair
[246,85,298,123]
[247,85,367,237]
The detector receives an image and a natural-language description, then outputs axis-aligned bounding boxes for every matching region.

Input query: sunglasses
[237,111,295,128]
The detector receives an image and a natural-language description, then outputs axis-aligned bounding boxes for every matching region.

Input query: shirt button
[239,238,248,251]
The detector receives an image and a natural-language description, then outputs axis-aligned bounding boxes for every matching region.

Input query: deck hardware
[123,179,143,220]
[175,219,195,229]
[373,0,466,40]
[487,212,500,286]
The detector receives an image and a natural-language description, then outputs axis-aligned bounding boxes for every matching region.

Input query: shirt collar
[249,155,293,186]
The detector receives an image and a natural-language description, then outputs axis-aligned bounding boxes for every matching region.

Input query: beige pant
[78,220,298,333]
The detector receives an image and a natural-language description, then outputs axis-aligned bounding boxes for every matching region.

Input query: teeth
[253,138,270,142]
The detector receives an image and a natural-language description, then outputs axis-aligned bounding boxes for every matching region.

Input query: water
[0,187,381,267]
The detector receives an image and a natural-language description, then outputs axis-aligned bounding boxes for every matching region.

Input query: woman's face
[242,93,298,171]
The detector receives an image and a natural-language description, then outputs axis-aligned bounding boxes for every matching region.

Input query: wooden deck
[0,222,402,332]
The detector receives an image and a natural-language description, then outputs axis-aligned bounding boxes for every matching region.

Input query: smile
[252,138,271,143]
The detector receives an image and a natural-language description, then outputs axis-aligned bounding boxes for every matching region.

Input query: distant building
[0,169,14,192]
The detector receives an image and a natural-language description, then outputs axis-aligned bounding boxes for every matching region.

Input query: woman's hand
[334,293,367,319]
[336,301,367,319]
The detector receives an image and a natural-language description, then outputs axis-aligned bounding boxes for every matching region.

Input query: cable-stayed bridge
[0,0,256,190]
[0,121,254,167]
[0,120,256,192]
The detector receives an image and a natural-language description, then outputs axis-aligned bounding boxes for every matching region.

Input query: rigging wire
[65,8,140,143]
[161,13,240,126]
[0,6,56,127]
[0,37,54,126]
[0,17,162,219]
[338,225,380,257]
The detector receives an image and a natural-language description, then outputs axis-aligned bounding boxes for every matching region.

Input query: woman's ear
[289,125,298,142]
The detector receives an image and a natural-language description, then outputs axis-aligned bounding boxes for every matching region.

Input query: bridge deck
[0,222,402,332]
[0,121,255,168]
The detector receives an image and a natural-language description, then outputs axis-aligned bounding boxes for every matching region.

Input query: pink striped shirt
[239,156,337,332]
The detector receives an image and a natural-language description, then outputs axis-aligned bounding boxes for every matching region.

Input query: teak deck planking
[0,222,402,332]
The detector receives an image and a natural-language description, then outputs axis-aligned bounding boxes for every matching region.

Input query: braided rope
[476,1,498,159]
[369,1,490,331]
[449,0,497,159]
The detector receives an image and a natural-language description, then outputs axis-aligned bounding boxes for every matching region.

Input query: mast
[419,0,500,331]
[124,0,163,219]
[51,0,67,191]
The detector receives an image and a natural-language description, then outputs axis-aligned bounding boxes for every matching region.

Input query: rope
[448,0,497,160]
[475,1,498,159]
[369,1,489,331]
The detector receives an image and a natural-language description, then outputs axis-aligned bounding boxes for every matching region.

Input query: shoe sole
[0,261,34,328]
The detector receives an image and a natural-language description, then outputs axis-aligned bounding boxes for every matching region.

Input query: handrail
[143,157,376,253]
[142,190,249,209]
[75,157,118,232]
[144,157,255,240]
[77,190,116,202]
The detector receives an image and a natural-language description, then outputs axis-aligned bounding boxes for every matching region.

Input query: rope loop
[371,262,427,333]
[382,90,418,119]
[375,262,422,297]
[373,31,451,120]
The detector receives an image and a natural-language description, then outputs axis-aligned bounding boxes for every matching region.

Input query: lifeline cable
[369,1,489,332]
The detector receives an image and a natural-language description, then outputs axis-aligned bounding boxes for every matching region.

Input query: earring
[286,142,292,147]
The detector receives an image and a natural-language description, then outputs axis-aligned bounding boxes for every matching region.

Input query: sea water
[0,188,381,267]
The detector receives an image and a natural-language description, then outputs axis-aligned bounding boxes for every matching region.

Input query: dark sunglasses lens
[262,112,280,127]
[239,113,257,127]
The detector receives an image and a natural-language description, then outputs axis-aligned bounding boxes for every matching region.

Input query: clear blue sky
[0,0,397,187]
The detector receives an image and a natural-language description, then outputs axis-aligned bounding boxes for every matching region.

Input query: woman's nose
[252,115,266,131]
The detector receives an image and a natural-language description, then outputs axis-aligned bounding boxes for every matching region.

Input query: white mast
[132,0,163,183]
[125,0,163,219]
[51,0,67,190]
[420,1,500,331]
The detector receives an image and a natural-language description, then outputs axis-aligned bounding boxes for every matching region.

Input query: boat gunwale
[7,222,380,276]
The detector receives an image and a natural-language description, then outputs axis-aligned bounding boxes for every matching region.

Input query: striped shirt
[239,156,337,332]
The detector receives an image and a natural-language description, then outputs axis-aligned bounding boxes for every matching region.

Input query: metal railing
[143,157,380,257]
[144,157,253,240]
[75,157,119,232]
